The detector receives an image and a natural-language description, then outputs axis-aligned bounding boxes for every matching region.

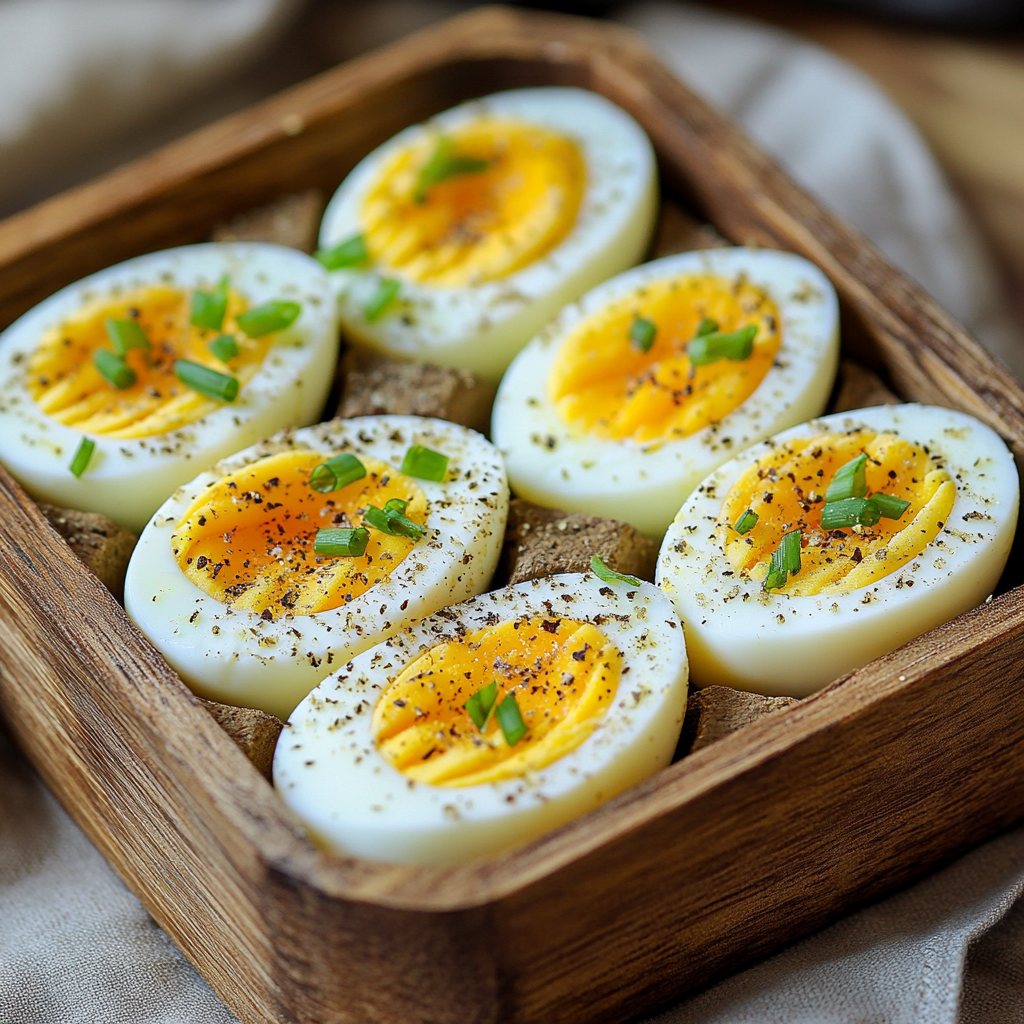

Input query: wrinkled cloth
[3,2,1024,1023]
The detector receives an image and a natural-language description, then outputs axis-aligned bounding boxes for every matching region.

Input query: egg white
[492,248,840,538]
[124,416,509,719]
[274,573,688,865]
[0,243,339,532]
[319,86,658,382]
[657,404,1019,698]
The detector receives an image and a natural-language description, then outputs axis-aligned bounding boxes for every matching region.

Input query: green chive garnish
[190,275,229,331]
[820,497,881,530]
[734,509,758,535]
[764,528,802,591]
[825,453,868,503]
[105,317,150,356]
[696,317,719,337]
[94,349,136,389]
[688,324,757,367]
[316,234,369,271]
[871,493,911,520]
[629,316,657,353]
[174,360,238,402]
[413,136,489,204]
[313,526,369,557]
[69,437,95,478]
[591,554,642,586]
[309,452,366,493]
[364,278,400,323]
[208,334,239,363]
[496,692,528,747]
[401,444,448,482]
[464,680,499,732]
[363,502,425,539]
[236,300,301,338]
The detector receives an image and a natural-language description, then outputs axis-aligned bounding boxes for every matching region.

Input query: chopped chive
[733,509,758,535]
[629,316,657,353]
[174,359,238,402]
[384,498,408,513]
[401,444,448,481]
[688,324,757,367]
[313,526,369,557]
[820,497,881,530]
[464,679,499,732]
[825,453,868,503]
[763,528,802,592]
[236,300,301,338]
[316,234,369,270]
[69,437,95,478]
[496,692,528,747]
[190,275,229,331]
[363,502,425,539]
[364,278,400,322]
[696,316,719,337]
[94,349,136,389]
[871,493,911,520]
[105,317,150,356]
[309,452,366,493]
[208,334,239,363]
[590,554,642,586]
[413,136,489,203]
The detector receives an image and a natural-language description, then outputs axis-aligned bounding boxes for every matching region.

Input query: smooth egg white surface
[657,404,1019,697]
[274,573,688,866]
[319,87,658,381]
[124,416,509,719]
[0,243,338,532]
[492,248,839,539]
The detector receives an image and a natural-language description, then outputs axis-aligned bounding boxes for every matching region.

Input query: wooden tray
[2,8,1024,1023]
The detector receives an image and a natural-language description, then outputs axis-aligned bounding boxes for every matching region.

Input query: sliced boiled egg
[274,571,688,865]
[657,404,1019,697]
[493,248,839,538]
[124,416,509,719]
[318,87,658,381]
[0,243,338,531]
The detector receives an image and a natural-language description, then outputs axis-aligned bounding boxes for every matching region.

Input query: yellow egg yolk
[361,118,585,287]
[548,273,781,444]
[28,285,270,439]
[172,450,426,618]
[372,616,622,787]
[717,429,956,595]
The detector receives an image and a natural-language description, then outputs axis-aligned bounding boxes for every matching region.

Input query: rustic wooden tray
[3,8,1024,1024]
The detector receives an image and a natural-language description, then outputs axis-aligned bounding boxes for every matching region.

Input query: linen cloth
[2,2,1024,1022]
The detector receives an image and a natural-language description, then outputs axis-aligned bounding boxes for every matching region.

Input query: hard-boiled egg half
[317,87,658,381]
[657,404,1019,697]
[274,571,688,865]
[493,248,840,538]
[124,416,509,719]
[0,243,338,532]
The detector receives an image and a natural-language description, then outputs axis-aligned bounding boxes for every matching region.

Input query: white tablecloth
[2,2,1023,1021]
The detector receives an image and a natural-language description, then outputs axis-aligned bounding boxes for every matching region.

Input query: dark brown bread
[337,347,497,435]
[831,359,899,413]
[650,198,729,259]
[499,498,658,586]
[198,698,282,780]
[211,189,325,254]
[678,685,800,757]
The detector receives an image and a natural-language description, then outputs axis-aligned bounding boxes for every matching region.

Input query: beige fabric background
[2,2,1023,1021]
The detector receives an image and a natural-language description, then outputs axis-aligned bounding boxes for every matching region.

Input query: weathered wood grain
[2,8,1024,1024]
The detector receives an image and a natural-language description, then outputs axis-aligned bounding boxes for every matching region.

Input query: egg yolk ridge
[548,273,781,444]
[372,616,622,787]
[172,450,427,617]
[27,284,271,439]
[361,118,586,287]
[717,429,956,595]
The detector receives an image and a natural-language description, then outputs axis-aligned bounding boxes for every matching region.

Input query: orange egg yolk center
[361,118,585,287]
[172,450,427,617]
[548,273,781,444]
[718,429,956,595]
[27,284,271,439]
[372,616,622,787]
